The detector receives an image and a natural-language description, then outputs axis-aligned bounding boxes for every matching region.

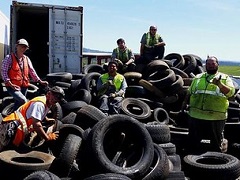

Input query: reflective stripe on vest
[115,47,129,62]
[7,53,29,87]
[3,96,47,146]
[100,73,124,91]
[146,32,160,46]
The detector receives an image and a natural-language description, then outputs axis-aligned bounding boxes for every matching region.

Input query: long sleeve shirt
[1,53,40,83]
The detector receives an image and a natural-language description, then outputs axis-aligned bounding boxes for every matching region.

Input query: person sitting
[111,38,135,73]
[97,61,127,115]
[136,25,166,65]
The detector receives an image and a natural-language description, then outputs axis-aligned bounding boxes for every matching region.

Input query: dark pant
[187,116,225,154]
[136,46,165,65]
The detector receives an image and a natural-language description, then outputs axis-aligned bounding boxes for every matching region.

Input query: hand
[107,80,113,85]
[39,80,49,86]
[12,84,21,91]
[212,75,222,86]
[47,131,59,141]
[109,93,116,98]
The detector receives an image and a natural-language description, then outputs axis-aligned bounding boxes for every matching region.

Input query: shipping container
[10,1,83,77]
[0,10,10,78]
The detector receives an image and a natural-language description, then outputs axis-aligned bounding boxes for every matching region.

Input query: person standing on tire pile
[97,61,128,116]
[111,38,135,74]
[182,56,235,153]
[1,38,49,111]
[135,25,166,65]
[0,86,64,152]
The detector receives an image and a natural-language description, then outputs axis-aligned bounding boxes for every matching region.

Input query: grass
[218,66,240,76]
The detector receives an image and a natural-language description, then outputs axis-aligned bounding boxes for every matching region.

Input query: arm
[1,54,12,83]
[116,77,128,97]
[126,49,135,65]
[155,35,166,47]
[30,101,58,141]
[32,118,49,141]
[140,33,146,55]
[27,57,48,86]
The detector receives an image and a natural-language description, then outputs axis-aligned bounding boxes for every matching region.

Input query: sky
[0,0,240,61]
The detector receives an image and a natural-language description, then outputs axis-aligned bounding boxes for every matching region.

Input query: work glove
[109,93,116,98]
[47,131,59,141]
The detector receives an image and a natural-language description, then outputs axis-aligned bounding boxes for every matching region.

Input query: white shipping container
[10,1,83,77]
[0,10,10,78]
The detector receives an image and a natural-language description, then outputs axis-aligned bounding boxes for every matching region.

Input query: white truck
[10,1,83,77]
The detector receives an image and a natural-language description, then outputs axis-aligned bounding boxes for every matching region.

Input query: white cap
[17,38,29,47]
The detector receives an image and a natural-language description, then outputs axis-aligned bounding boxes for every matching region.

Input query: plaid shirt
[1,53,40,83]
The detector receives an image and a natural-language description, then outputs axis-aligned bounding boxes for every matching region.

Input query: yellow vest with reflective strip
[100,73,124,91]
[146,32,160,46]
[189,72,235,120]
[114,47,130,62]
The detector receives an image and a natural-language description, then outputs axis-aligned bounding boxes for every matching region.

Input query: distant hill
[83,48,239,66]
[83,48,111,53]
[219,60,239,66]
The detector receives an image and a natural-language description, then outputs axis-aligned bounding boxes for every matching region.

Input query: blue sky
[1,0,240,61]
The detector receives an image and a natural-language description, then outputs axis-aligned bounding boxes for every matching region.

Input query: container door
[49,8,82,73]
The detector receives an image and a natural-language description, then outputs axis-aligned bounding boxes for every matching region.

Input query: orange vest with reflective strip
[3,96,47,146]
[7,53,29,87]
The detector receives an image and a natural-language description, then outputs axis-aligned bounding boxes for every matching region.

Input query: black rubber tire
[182,54,197,75]
[23,170,61,180]
[148,69,176,90]
[164,53,185,69]
[145,122,171,144]
[1,102,14,117]
[153,107,169,124]
[75,104,106,130]
[61,100,87,116]
[142,143,169,180]
[0,150,55,179]
[83,64,105,74]
[184,151,240,180]
[46,72,73,84]
[49,134,82,177]
[120,98,152,121]
[68,88,92,104]
[83,173,132,180]
[82,114,154,179]
[61,112,77,124]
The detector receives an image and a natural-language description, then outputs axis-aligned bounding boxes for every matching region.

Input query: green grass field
[219,66,240,76]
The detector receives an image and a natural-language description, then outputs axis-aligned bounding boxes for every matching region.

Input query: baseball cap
[17,38,29,48]
[49,86,65,100]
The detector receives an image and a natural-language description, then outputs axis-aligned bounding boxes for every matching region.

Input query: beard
[206,67,218,74]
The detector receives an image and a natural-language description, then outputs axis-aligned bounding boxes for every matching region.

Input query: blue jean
[6,87,28,110]
[99,95,123,115]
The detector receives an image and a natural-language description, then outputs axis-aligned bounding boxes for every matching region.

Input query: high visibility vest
[3,96,47,146]
[146,32,160,46]
[188,72,235,120]
[7,53,29,87]
[100,73,124,91]
[114,47,130,63]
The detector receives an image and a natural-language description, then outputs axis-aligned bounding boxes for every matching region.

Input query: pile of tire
[1,53,240,179]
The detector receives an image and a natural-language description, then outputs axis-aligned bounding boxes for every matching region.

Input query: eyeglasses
[150,29,157,31]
